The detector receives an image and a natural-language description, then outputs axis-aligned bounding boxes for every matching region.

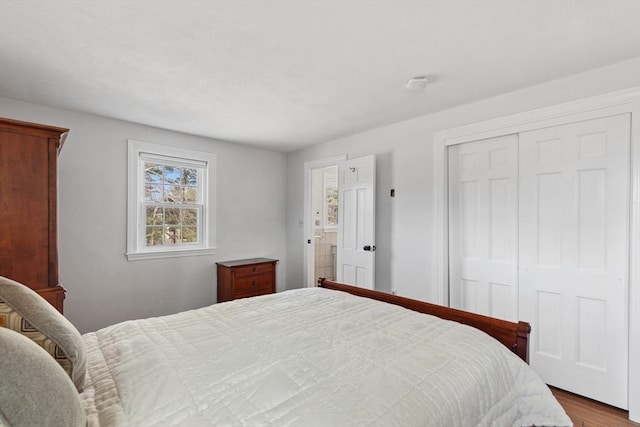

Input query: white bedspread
[80,288,571,426]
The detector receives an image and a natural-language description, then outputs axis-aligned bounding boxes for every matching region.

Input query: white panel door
[519,114,630,409]
[449,134,519,321]
[337,155,375,289]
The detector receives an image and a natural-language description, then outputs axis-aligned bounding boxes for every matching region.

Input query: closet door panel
[449,134,519,321]
[518,114,630,409]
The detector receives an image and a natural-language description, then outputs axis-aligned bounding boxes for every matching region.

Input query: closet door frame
[433,86,640,422]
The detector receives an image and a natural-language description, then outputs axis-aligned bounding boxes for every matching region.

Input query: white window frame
[126,139,217,261]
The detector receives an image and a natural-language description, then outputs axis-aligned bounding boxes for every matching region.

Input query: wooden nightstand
[216,258,277,302]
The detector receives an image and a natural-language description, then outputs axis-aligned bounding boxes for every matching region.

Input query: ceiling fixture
[405,75,430,91]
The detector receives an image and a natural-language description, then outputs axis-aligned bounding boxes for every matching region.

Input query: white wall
[286,57,640,301]
[0,97,287,333]
[2,57,639,333]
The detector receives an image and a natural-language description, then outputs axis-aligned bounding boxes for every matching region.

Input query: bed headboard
[317,278,531,364]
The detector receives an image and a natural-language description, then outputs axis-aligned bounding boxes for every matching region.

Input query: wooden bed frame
[318,278,531,363]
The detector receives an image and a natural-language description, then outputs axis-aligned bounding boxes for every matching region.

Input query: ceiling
[1,1,639,153]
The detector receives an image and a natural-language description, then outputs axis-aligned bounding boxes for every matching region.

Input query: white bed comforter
[80,288,571,427]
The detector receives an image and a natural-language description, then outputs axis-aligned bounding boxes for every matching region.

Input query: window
[142,159,202,246]
[127,140,216,260]
[323,166,338,230]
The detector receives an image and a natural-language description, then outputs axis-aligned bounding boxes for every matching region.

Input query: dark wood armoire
[0,117,68,313]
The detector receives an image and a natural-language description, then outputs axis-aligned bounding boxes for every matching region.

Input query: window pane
[145,184,162,202]
[146,206,163,225]
[183,208,197,226]
[327,204,338,226]
[182,168,198,186]
[326,187,338,226]
[163,184,183,203]
[144,163,163,183]
[165,208,181,225]
[183,186,198,203]
[164,166,182,184]
[164,226,181,244]
[145,226,163,246]
[182,226,197,243]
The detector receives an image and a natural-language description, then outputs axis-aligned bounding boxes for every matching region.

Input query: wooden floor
[550,387,638,427]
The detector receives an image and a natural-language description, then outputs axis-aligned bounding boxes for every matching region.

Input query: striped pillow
[0,276,86,392]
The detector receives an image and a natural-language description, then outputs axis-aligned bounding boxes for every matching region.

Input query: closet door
[519,114,630,409]
[449,134,519,321]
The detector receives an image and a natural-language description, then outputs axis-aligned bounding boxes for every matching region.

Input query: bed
[0,276,571,426]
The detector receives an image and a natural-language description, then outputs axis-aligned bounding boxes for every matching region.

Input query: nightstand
[216,258,278,302]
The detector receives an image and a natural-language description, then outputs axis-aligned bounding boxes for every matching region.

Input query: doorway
[304,155,346,287]
[311,165,338,282]
[304,154,376,289]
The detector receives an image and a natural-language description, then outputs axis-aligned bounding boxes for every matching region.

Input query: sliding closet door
[448,134,519,321]
[519,114,630,409]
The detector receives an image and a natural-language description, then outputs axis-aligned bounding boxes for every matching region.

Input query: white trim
[127,139,217,261]
[139,152,207,168]
[303,155,347,287]
[433,132,449,306]
[126,247,217,261]
[437,88,640,146]
[433,86,640,421]
[628,95,640,423]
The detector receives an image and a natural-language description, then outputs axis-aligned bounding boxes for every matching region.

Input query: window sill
[126,247,217,261]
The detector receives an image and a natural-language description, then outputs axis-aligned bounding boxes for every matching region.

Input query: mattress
[80,288,571,426]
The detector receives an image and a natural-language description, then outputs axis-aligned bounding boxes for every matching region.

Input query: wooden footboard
[318,278,531,364]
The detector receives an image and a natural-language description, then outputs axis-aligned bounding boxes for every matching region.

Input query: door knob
[363,245,376,251]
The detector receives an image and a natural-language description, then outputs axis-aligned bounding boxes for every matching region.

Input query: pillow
[0,327,86,427]
[0,276,86,392]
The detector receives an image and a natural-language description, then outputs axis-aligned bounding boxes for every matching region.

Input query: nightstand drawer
[235,274,274,294]
[235,263,274,277]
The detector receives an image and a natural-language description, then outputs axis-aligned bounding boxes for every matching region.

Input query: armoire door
[448,134,519,321]
[518,114,630,409]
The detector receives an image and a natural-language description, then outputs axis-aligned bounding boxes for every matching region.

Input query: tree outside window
[143,162,202,246]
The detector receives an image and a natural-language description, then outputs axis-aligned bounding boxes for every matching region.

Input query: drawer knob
[252,280,258,285]
[252,267,257,272]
